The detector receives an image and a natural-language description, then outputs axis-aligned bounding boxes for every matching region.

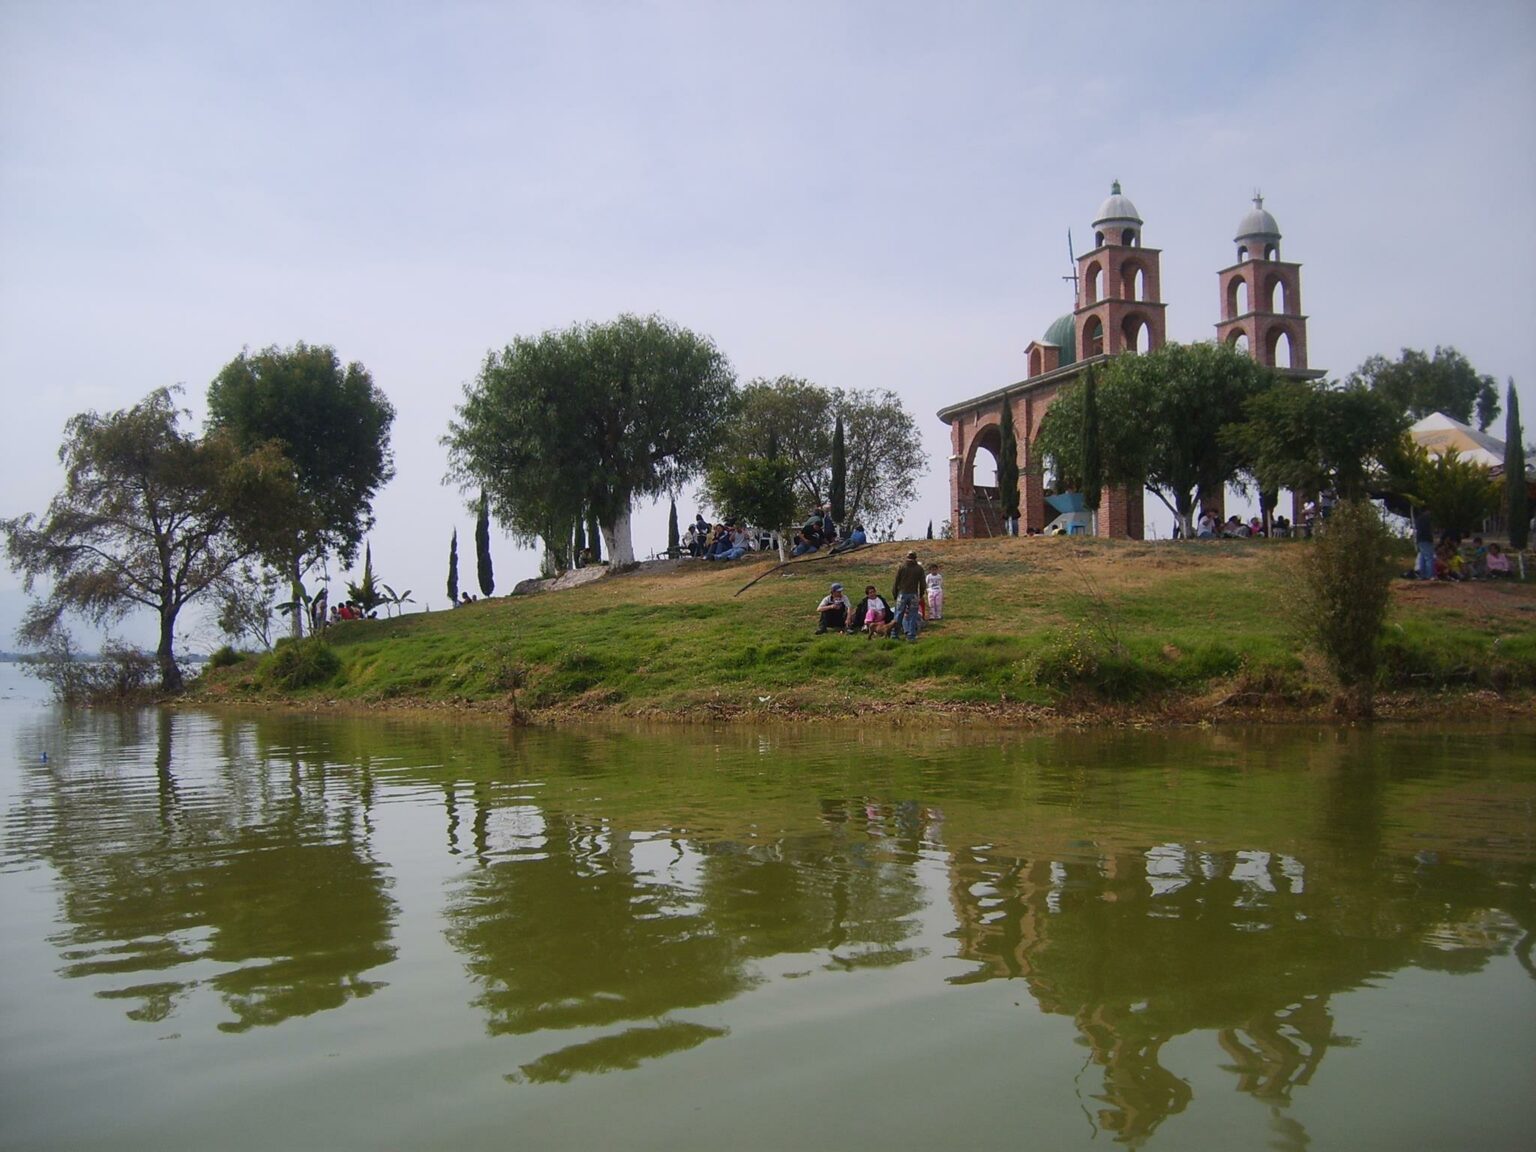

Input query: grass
[190,536,1536,721]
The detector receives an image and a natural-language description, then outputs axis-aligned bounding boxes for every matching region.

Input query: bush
[1292,499,1394,716]
[207,645,247,669]
[266,636,342,690]
[26,635,160,705]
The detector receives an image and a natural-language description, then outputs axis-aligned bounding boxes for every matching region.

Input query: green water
[1,670,1533,1150]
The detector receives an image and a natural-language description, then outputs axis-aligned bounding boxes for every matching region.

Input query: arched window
[1095,230,1105,248]
[1227,329,1250,355]
[1029,347,1043,377]
[1267,327,1294,369]
[1084,261,1103,304]
[1121,228,1137,247]
[1265,273,1287,315]
[1122,261,1147,302]
[1264,243,1279,260]
[1227,276,1249,318]
[1083,315,1105,358]
[1238,245,1249,262]
[1122,315,1149,353]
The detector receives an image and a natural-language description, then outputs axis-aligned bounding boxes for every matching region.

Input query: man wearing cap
[815,583,849,634]
[890,550,926,641]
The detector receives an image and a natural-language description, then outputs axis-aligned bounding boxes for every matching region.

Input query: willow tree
[444,315,734,569]
[3,388,294,691]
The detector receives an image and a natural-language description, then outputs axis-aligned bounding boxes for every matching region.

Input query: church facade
[938,184,1319,538]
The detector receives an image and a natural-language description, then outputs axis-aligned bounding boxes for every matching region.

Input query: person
[1223,515,1248,538]
[815,583,848,634]
[926,562,944,620]
[845,523,867,547]
[790,529,819,557]
[1196,510,1216,539]
[848,584,890,633]
[819,505,835,545]
[891,550,926,641]
[1272,513,1292,538]
[1485,542,1512,577]
[1466,537,1488,579]
[1413,506,1435,581]
[1248,516,1265,537]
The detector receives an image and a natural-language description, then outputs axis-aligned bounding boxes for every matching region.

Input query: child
[926,563,944,620]
[1485,542,1512,577]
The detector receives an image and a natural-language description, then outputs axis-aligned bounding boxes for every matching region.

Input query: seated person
[1248,516,1265,537]
[1434,541,1465,580]
[1485,542,1513,577]
[791,529,819,557]
[850,585,892,633]
[1272,514,1292,538]
[707,526,752,561]
[1223,515,1249,538]
[1465,537,1488,578]
[845,523,868,547]
[815,583,848,634]
[1196,511,1217,539]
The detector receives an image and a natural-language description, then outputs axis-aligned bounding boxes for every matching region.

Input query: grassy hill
[190,536,1536,723]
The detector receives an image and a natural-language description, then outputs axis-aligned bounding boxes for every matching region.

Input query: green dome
[1042,313,1076,367]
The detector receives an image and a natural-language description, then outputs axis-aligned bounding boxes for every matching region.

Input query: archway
[1083,315,1105,358]
[1266,327,1294,369]
[1227,276,1249,318]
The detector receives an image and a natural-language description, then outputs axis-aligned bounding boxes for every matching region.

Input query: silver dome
[1093,180,1142,225]
[1235,194,1280,241]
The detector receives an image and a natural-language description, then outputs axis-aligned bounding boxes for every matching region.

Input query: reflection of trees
[947,833,1534,1147]
[5,708,396,1032]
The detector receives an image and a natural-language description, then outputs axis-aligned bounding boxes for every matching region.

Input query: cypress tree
[447,529,459,604]
[1082,366,1103,513]
[475,490,495,596]
[926,520,934,540]
[668,498,680,556]
[998,396,1020,534]
[830,414,846,525]
[1506,380,1528,550]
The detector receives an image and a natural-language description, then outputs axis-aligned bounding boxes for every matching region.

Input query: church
[938,183,1321,538]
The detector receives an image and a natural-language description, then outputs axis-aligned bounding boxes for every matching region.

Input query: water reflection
[3,707,1533,1145]
[4,708,396,1031]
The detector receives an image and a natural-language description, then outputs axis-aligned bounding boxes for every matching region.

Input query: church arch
[1085,261,1103,304]
[1227,276,1249,318]
[1264,272,1288,315]
[1083,315,1105,358]
[1266,325,1295,369]
[1227,329,1250,355]
[1122,313,1150,353]
[1122,260,1147,302]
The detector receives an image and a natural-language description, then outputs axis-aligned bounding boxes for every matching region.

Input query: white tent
[1408,412,1505,468]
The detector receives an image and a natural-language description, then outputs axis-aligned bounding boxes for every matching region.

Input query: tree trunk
[158,606,183,693]
[600,507,635,567]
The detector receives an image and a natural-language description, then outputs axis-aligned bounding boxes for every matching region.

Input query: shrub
[1291,499,1394,716]
[266,636,342,690]
[207,645,246,669]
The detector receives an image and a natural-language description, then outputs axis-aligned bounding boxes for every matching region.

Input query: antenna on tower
[1063,229,1079,299]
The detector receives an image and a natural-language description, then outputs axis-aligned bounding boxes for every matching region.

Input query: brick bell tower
[1215,194,1310,374]
[1073,181,1168,360]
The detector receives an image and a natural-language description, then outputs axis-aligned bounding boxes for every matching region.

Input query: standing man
[1413,505,1435,580]
[890,550,926,642]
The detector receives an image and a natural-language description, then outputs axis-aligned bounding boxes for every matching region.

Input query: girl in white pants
[925,564,944,620]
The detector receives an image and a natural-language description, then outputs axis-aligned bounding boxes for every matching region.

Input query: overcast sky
[3,1,1534,649]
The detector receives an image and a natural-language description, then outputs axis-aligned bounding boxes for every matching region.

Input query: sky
[3,1,1534,650]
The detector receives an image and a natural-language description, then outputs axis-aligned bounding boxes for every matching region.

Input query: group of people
[1192,511,1293,539]
[792,506,867,557]
[1414,509,1516,580]
[307,591,375,628]
[815,550,943,641]
[682,506,873,562]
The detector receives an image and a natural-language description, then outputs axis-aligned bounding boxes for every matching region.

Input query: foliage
[215,562,284,651]
[702,456,798,541]
[380,584,414,617]
[2,387,294,692]
[266,635,342,690]
[475,490,495,596]
[716,377,924,534]
[1393,445,1500,536]
[1506,382,1529,551]
[1350,345,1499,430]
[1035,342,1275,535]
[207,645,247,670]
[830,415,847,525]
[667,499,680,556]
[346,543,385,616]
[444,314,734,568]
[21,630,161,705]
[1292,499,1395,716]
[998,397,1020,525]
[1080,367,1102,512]
[207,341,396,631]
[447,528,459,604]
[1224,380,1408,500]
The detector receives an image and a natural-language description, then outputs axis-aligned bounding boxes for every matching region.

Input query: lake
[1,662,1533,1150]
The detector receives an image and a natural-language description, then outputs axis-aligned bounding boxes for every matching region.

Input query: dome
[1042,313,1076,367]
[1093,180,1142,226]
[1235,194,1280,241]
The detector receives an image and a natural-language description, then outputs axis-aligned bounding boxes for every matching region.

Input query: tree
[701,456,798,559]
[830,414,847,526]
[997,396,1020,534]
[475,490,495,597]
[1224,380,1408,501]
[346,542,385,616]
[667,498,680,557]
[447,529,460,605]
[1350,346,1499,430]
[207,342,396,635]
[1505,381,1528,551]
[835,389,925,535]
[926,520,934,540]
[1035,342,1275,537]
[1080,367,1103,513]
[444,315,735,569]
[2,388,293,692]
[1394,446,1500,537]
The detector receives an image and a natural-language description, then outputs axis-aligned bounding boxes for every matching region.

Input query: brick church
[938,183,1320,538]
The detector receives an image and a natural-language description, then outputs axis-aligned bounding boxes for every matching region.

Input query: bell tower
[1073,182,1168,361]
[1215,194,1310,373]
